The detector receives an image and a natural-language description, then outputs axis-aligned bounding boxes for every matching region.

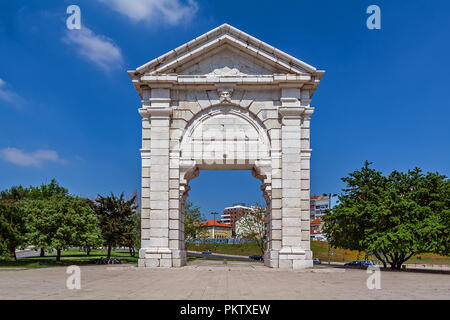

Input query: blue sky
[1,0,449,219]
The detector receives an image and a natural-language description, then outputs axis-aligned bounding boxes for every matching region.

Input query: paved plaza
[0,261,448,300]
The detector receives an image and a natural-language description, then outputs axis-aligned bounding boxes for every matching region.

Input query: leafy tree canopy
[184,201,206,239]
[94,193,138,259]
[24,195,101,261]
[323,161,449,269]
[0,180,67,261]
[0,200,27,261]
[0,179,68,201]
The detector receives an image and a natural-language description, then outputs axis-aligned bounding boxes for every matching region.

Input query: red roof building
[310,218,326,241]
[200,219,233,228]
[200,219,232,238]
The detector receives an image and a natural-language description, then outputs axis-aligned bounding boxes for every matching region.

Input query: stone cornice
[130,74,320,98]
[135,74,313,85]
[278,107,314,118]
[138,107,172,118]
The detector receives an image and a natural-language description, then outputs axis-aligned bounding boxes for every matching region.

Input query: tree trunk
[255,239,264,256]
[11,249,17,262]
[374,253,387,268]
[56,248,61,262]
[107,245,112,260]
[40,248,45,257]
[86,247,91,256]
[389,254,403,270]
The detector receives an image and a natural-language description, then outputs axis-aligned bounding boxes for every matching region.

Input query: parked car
[202,249,212,255]
[313,258,322,265]
[344,260,376,268]
[362,260,376,267]
[249,255,263,261]
[344,260,363,267]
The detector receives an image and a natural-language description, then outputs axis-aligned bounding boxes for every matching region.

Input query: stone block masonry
[129,23,324,269]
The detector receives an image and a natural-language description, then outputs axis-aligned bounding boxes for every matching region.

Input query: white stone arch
[179,104,271,168]
[176,105,274,261]
[131,23,324,269]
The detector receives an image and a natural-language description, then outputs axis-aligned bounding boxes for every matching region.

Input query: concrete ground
[0,260,448,300]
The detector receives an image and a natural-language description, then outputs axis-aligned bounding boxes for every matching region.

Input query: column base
[264,249,279,268]
[264,248,313,269]
[277,247,313,269]
[138,248,187,268]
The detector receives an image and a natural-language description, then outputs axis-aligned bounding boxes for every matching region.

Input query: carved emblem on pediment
[181,48,276,76]
[217,87,234,104]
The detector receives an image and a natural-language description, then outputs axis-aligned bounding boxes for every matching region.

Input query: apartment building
[220,203,254,233]
[310,194,330,220]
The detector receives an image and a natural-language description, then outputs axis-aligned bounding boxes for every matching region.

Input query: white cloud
[63,27,124,71]
[0,148,66,167]
[0,77,25,108]
[97,0,198,25]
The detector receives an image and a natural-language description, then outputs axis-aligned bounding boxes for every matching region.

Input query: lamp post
[211,212,219,252]
[327,193,337,265]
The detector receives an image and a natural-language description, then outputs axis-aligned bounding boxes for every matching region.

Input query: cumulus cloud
[97,0,198,25]
[62,27,123,71]
[0,148,66,167]
[0,77,25,108]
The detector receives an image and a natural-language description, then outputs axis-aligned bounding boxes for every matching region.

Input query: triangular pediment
[132,24,321,77]
[179,46,280,76]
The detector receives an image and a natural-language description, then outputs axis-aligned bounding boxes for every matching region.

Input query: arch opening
[181,169,271,264]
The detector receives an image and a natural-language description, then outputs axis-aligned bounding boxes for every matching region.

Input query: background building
[310,218,326,241]
[310,194,332,241]
[200,219,232,238]
[220,203,254,233]
[310,194,330,220]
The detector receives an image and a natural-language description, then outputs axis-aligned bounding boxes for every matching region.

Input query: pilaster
[278,86,314,269]
[139,86,174,268]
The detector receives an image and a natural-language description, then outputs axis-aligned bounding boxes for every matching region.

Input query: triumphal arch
[129,24,324,269]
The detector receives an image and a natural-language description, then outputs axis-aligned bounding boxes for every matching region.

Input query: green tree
[94,193,137,260]
[0,185,30,201]
[121,204,140,257]
[25,196,101,262]
[1,179,69,257]
[27,179,68,200]
[0,200,27,261]
[236,207,267,255]
[323,161,450,269]
[184,201,206,239]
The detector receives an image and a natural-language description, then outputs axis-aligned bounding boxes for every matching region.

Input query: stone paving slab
[0,263,448,300]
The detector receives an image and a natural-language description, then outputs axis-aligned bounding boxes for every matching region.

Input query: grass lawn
[2,243,448,269]
[1,248,254,269]
[186,256,261,263]
[0,249,138,269]
[186,242,265,257]
[187,241,450,265]
[310,241,450,265]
